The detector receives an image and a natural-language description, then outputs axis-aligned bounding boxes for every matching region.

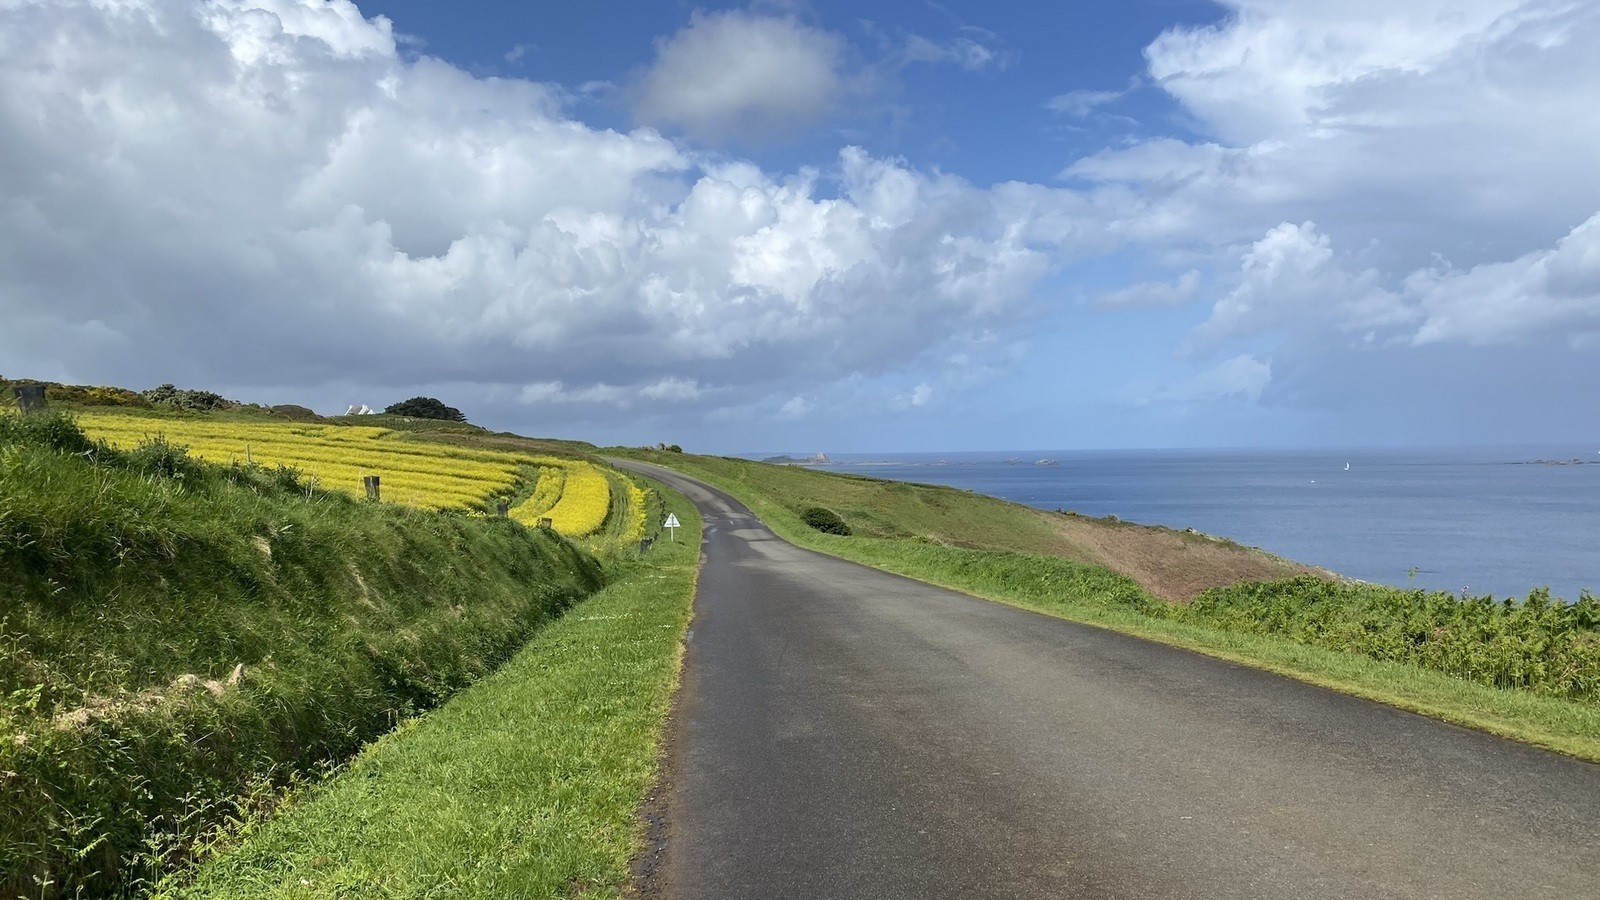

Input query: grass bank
[611,451,1309,601]
[1,414,604,897]
[619,450,1600,762]
[166,483,701,899]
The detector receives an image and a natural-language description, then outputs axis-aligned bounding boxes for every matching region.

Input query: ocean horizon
[739,446,1600,602]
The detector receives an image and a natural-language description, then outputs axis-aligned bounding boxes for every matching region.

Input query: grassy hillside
[611,450,1312,600]
[0,412,605,896]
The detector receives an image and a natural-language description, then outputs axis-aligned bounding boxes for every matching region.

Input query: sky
[1,0,1597,452]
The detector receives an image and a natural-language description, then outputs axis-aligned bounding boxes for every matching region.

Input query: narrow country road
[612,459,1600,900]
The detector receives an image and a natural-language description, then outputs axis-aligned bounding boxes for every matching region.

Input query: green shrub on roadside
[801,506,852,535]
[1183,576,1600,701]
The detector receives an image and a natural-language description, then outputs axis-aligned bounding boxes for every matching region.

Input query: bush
[124,435,206,481]
[384,396,467,422]
[267,404,319,421]
[142,383,236,411]
[1,378,149,409]
[0,410,104,457]
[801,506,852,536]
[1183,576,1600,701]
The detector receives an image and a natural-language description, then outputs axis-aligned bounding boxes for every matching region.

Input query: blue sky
[2,1,1597,451]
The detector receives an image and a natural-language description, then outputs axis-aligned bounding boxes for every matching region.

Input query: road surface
[613,459,1600,899]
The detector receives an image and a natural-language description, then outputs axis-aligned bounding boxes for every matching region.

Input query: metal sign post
[664,512,680,541]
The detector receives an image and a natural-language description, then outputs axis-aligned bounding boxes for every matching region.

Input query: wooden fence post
[362,475,381,501]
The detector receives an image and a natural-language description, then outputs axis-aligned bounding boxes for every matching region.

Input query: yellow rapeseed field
[510,457,611,537]
[76,412,627,539]
[78,412,523,512]
[624,478,649,544]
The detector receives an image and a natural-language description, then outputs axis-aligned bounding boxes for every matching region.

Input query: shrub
[124,436,205,481]
[142,383,235,411]
[801,506,852,536]
[384,396,467,422]
[267,404,319,421]
[1183,576,1600,701]
[0,410,104,457]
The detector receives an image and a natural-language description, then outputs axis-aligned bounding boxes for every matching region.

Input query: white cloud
[1145,0,1525,145]
[1132,354,1273,407]
[1189,221,1412,347]
[519,379,705,407]
[631,9,846,143]
[640,377,704,402]
[779,395,812,419]
[1186,213,1600,352]
[901,34,1003,71]
[1406,212,1600,346]
[1046,88,1124,117]
[0,0,1063,430]
[1095,269,1200,309]
[1071,1,1600,366]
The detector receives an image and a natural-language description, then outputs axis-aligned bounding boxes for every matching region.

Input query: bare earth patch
[1040,512,1321,603]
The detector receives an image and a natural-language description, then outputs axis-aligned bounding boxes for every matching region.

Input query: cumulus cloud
[0,0,1063,434]
[631,9,847,143]
[1188,221,1412,348]
[1078,0,1600,417]
[1405,212,1600,346]
[1069,0,1600,435]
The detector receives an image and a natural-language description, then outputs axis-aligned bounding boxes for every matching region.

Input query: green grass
[617,451,1085,556]
[164,484,701,899]
[622,450,1600,763]
[0,413,605,897]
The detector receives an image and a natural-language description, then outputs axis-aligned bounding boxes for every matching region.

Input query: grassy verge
[165,483,702,899]
[620,450,1600,762]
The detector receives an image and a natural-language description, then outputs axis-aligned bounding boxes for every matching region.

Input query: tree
[383,396,467,422]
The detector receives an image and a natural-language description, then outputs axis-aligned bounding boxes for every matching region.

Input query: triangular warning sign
[664,513,681,528]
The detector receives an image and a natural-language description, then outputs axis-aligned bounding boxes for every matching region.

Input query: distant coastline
[740,447,1599,601]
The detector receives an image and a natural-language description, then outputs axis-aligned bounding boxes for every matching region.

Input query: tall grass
[1185,577,1600,700]
[0,413,604,897]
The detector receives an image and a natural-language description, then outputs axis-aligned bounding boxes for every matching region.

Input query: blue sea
[758,448,1600,601]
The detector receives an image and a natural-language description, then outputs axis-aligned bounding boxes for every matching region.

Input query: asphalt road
[613,459,1600,900]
